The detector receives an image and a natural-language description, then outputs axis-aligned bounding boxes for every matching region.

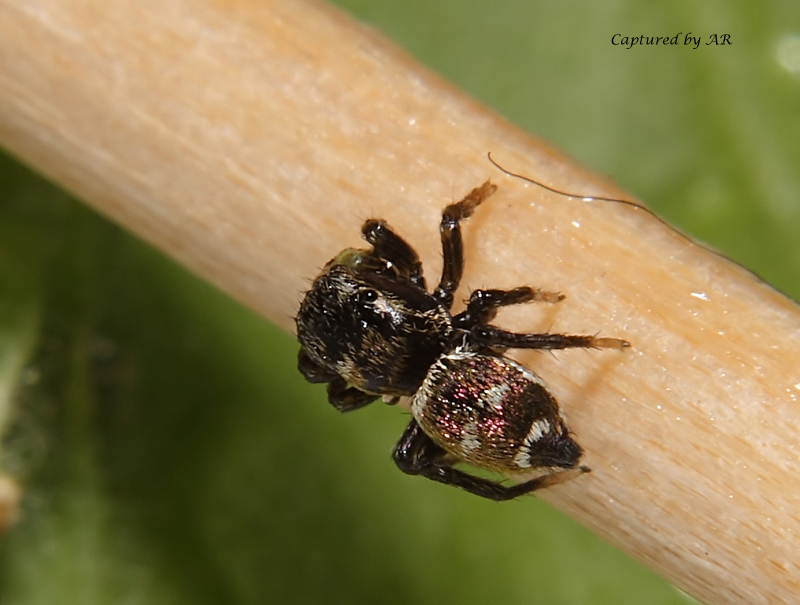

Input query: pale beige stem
[1,1,799,602]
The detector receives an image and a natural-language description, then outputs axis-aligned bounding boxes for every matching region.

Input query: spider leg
[301,349,376,412]
[362,219,426,289]
[327,377,378,412]
[454,287,564,329]
[434,181,497,309]
[471,325,630,351]
[392,420,586,501]
[298,348,337,383]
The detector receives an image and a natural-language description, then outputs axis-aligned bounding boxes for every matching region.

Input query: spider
[295,181,629,500]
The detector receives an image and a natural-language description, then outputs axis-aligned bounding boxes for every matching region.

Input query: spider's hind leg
[392,420,585,501]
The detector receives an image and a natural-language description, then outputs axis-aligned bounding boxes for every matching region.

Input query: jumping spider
[296,182,629,500]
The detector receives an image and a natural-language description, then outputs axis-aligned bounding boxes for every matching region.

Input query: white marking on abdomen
[459,420,481,457]
[524,419,551,445]
[481,383,510,410]
[513,419,553,469]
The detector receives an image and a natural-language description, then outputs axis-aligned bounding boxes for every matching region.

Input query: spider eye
[359,288,379,303]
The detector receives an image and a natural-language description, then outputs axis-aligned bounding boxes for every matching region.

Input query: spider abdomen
[412,349,583,475]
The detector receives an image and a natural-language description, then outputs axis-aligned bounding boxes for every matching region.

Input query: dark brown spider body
[297,253,452,399]
[296,181,629,500]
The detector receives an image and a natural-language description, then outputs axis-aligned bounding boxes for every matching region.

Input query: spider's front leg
[361,219,426,289]
[298,348,336,383]
[327,377,378,412]
[299,348,376,412]
[434,181,497,309]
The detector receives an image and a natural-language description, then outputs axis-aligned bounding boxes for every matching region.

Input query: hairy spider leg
[298,349,376,411]
[327,377,378,412]
[392,420,588,501]
[454,287,565,328]
[434,181,497,309]
[298,348,337,383]
[361,219,427,289]
[471,325,631,351]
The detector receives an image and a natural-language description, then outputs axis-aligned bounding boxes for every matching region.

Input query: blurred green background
[1,0,798,603]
